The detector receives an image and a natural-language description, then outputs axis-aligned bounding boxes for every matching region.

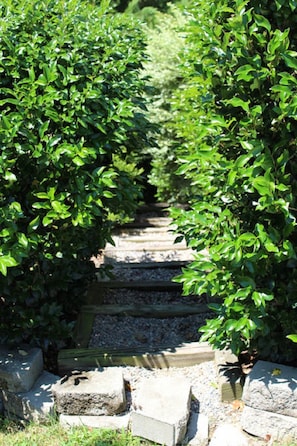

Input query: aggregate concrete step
[241,359,297,441]
[0,346,43,393]
[242,359,297,417]
[131,375,192,446]
[2,371,59,421]
[59,413,130,430]
[241,405,297,442]
[52,369,126,416]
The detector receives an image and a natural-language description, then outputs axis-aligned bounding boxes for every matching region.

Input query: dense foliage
[172,0,297,363]
[0,0,153,347]
[140,5,192,203]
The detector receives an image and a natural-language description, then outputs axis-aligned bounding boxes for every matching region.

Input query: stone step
[131,375,192,446]
[241,359,297,442]
[59,413,130,430]
[52,369,126,416]
[2,371,59,422]
[0,346,43,393]
[242,359,297,417]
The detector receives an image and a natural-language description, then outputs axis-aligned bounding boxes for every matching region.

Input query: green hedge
[0,0,152,347]
[172,0,297,363]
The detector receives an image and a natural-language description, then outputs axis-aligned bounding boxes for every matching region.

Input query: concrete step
[241,360,297,442]
[52,369,126,416]
[2,371,59,422]
[0,346,43,393]
[131,375,191,446]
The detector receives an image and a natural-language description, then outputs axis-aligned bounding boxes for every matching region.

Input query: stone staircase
[1,204,297,445]
[59,203,213,373]
[1,345,297,445]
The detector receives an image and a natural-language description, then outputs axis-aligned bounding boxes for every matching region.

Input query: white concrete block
[131,376,191,446]
[242,360,297,417]
[60,413,130,430]
[52,369,126,416]
[241,406,297,442]
[0,346,43,392]
[2,371,59,421]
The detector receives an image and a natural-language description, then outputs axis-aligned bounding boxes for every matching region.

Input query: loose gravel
[118,361,266,445]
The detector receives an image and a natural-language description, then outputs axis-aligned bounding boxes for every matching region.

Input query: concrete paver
[2,371,59,421]
[52,369,126,416]
[0,346,43,392]
[131,375,191,446]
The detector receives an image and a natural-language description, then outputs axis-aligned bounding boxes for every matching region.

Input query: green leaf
[225,97,250,113]
[282,52,297,70]
[0,255,18,276]
[253,13,271,32]
[252,176,275,196]
[287,334,297,343]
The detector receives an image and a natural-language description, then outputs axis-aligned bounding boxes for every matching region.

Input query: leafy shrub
[172,0,297,364]
[0,0,152,347]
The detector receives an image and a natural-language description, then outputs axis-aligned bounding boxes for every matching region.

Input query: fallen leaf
[271,368,282,376]
[231,399,244,410]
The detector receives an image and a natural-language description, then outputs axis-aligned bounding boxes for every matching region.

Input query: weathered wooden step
[58,342,214,374]
[111,236,182,247]
[101,260,189,269]
[80,303,209,317]
[103,247,194,264]
[121,217,173,228]
[113,226,176,236]
[92,280,182,290]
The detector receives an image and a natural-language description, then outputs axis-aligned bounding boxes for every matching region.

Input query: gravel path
[88,213,268,445]
[119,361,266,445]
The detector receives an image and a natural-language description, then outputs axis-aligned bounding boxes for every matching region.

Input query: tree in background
[171,0,297,364]
[0,0,154,348]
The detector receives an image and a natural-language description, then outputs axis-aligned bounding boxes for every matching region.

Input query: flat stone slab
[131,376,191,446]
[215,349,244,402]
[2,371,59,421]
[241,406,297,441]
[52,369,126,416]
[59,413,130,430]
[0,346,43,392]
[242,360,297,417]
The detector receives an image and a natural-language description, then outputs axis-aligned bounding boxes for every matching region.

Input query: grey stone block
[0,346,43,392]
[59,413,130,430]
[242,360,297,417]
[2,371,59,421]
[241,406,297,442]
[131,376,191,446]
[186,412,209,446]
[209,423,249,446]
[52,369,126,416]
